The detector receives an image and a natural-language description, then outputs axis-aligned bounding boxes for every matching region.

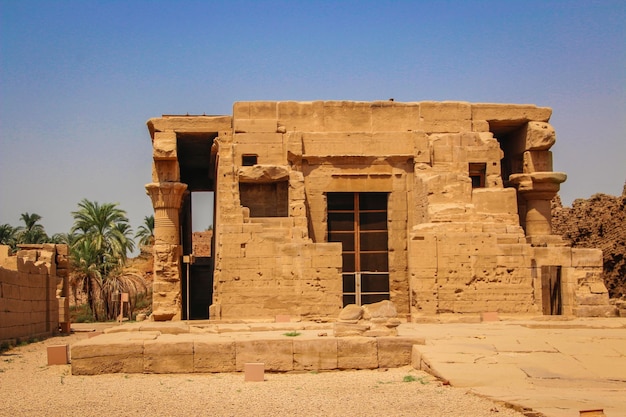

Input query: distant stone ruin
[145,100,615,321]
[0,244,69,344]
[552,186,626,300]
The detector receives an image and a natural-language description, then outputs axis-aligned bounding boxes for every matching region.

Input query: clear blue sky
[1,0,625,239]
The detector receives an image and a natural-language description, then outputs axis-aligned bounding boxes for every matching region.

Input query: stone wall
[0,244,68,344]
[192,231,212,257]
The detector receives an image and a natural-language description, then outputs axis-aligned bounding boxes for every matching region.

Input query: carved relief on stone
[145,182,187,245]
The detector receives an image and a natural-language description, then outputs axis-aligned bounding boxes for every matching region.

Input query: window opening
[469,163,487,188]
[242,154,258,166]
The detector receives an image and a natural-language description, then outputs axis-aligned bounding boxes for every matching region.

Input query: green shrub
[70,304,95,323]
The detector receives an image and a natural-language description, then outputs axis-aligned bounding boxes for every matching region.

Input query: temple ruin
[145,100,613,321]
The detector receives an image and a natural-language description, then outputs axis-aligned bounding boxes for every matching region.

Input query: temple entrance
[541,265,562,315]
[177,132,217,319]
[181,191,215,320]
[327,192,390,306]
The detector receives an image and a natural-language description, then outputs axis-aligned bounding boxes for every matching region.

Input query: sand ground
[0,329,525,417]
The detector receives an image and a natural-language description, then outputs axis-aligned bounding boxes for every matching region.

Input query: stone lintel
[147,116,232,138]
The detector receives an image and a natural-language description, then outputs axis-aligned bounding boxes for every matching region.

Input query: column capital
[509,172,566,200]
[145,182,188,210]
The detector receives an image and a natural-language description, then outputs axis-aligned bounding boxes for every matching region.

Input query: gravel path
[0,332,526,417]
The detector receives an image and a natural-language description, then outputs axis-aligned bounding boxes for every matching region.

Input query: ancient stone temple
[145,100,613,321]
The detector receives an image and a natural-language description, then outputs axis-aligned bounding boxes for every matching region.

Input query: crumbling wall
[192,231,213,257]
[552,188,626,298]
[0,244,67,344]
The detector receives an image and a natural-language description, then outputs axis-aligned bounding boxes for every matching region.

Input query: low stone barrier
[71,330,424,375]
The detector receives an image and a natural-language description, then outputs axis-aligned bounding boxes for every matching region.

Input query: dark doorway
[177,129,217,320]
[181,257,213,319]
[541,265,562,315]
[327,192,390,306]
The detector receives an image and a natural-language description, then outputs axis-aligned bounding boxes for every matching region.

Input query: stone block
[524,122,555,151]
[235,339,293,371]
[323,101,372,132]
[248,101,278,118]
[153,131,177,160]
[234,118,278,133]
[377,337,424,368]
[337,337,378,369]
[293,338,338,370]
[144,334,194,373]
[194,339,236,372]
[71,336,148,375]
[523,150,553,173]
[532,247,573,268]
[47,344,69,365]
[571,248,603,268]
[278,101,324,131]
[472,188,518,214]
[420,101,471,121]
[149,116,231,133]
[152,160,180,182]
[471,103,552,123]
[333,322,369,337]
[244,362,265,382]
[371,102,419,132]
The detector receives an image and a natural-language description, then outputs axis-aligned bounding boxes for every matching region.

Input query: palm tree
[135,215,155,247]
[71,199,134,267]
[0,224,19,252]
[69,239,106,320]
[49,232,79,246]
[16,212,48,244]
[70,199,136,320]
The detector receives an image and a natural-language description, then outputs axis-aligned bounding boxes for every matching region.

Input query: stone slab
[194,338,236,372]
[293,337,337,370]
[143,334,194,373]
[337,337,378,369]
[235,339,294,372]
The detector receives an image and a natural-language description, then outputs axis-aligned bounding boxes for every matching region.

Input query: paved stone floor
[73,316,626,417]
[402,316,626,417]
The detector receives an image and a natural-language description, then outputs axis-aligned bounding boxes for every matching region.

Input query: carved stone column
[509,172,566,238]
[145,182,187,321]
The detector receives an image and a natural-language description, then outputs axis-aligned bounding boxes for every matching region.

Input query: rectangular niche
[239,181,288,217]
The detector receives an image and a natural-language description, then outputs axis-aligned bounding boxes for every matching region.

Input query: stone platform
[70,321,424,375]
[70,317,626,417]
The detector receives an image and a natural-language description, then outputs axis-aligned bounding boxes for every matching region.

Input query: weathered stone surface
[378,337,425,368]
[524,121,556,151]
[144,334,194,373]
[235,339,294,371]
[338,304,363,321]
[333,322,369,337]
[144,100,611,321]
[238,165,289,182]
[71,334,149,375]
[293,337,338,370]
[194,338,236,372]
[362,300,397,319]
[337,337,378,369]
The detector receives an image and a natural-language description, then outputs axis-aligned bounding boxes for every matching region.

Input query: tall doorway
[541,265,562,315]
[181,191,215,320]
[327,192,390,306]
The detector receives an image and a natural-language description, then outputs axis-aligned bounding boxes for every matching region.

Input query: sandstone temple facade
[145,100,612,321]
